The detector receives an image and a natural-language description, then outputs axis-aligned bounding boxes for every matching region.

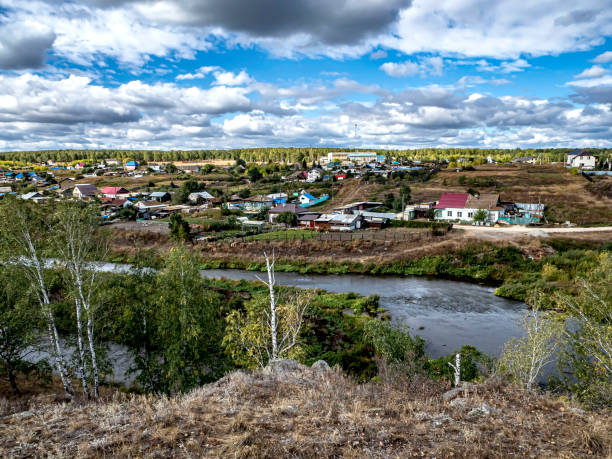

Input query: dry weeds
[1,363,610,458]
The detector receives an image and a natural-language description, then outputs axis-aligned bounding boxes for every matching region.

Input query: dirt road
[455,224,612,241]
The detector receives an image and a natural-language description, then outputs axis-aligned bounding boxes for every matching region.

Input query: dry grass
[1,363,610,458]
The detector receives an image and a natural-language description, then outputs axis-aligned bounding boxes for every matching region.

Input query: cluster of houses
[408,192,545,225]
[268,201,395,231]
[284,152,429,184]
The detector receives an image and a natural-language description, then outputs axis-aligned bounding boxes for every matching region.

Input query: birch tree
[224,251,311,368]
[497,293,563,390]
[0,266,49,393]
[556,253,611,407]
[53,202,109,398]
[0,198,74,395]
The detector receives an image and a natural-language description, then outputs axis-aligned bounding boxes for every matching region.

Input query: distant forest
[1,147,611,164]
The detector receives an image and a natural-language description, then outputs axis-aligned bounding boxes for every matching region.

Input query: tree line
[2,147,611,165]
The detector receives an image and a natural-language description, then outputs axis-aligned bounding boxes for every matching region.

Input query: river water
[29,264,526,386]
[201,269,526,359]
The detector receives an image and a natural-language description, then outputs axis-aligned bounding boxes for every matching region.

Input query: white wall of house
[567,155,596,169]
[435,208,502,222]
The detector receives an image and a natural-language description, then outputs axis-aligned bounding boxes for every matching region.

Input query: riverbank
[109,233,611,305]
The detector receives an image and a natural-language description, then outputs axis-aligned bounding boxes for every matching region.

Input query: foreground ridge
[1,360,610,457]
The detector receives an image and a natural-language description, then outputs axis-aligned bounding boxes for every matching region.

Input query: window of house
[468,212,473,218]
[457,211,462,218]
[447,211,452,216]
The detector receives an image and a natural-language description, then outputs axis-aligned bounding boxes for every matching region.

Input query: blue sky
[0,0,612,151]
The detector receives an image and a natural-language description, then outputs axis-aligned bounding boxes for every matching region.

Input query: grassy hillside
[1,362,609,457]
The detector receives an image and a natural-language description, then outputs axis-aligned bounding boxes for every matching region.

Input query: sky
[1,1,612,152]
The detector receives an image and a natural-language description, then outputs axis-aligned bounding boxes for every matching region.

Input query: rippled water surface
[202,269,526,358]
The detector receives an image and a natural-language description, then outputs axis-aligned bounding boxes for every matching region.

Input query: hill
[1,360,609,457]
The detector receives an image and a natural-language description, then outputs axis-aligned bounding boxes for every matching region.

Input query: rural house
[73,184,98,200]
[314,213,363,231]
[298,213,320,228]
[149,191,171,202]
[268,203,308,223]
[306,168,323,182]
[334,201,382,214]
[298,191,317,206]
[434,193,504,223]
[125,160,139,171]
[355,210,398,229]
[243,195,275,211]
[188,191,215,205]
[100,186,130,199]
[566,150,597,169]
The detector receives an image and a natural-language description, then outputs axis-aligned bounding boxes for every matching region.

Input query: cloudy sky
[1,0,612,151]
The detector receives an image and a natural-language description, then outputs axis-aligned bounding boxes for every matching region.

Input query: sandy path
[455,224,612,240]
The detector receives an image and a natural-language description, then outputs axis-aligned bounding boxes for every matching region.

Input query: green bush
[425,345,491,385]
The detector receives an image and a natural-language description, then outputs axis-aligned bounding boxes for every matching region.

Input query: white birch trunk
[86,313,99,398]
[264,252,278,360]
[74,297,90,399]
[448,352,461,387]
[24,230,74,395]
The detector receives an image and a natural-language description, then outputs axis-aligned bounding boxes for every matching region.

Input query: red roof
[434,193,468,209]
[100,186,128,194]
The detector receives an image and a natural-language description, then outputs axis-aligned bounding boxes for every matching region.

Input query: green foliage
[174,179,201,204]
[426,345,491,385]
[253,206,269,221]
[247,167,263,182]
[0,267,50,393]
[390,220,450,230]
[473,209,488,222]
[554,253,611,408]
[128,247,226,393]
[276,211,297,226]
[118,206,137,221]
[169,213,191,242]
[497,293,564,390]
[363,320,425,365]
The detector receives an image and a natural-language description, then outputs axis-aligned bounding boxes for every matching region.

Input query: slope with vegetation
[1,361,610,457]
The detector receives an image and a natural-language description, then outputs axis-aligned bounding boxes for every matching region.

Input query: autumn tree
[497,292,563,390]
[53,202,109,398]
[224,252,311,367]
[0,197,74,395]
[0,266,49,393]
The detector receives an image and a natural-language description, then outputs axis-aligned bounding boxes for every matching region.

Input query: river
[201,269,526,359]
[29,264,526,385]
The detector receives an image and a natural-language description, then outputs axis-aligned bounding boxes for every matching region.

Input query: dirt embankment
[1,361,609,457]
[108,223,611,266]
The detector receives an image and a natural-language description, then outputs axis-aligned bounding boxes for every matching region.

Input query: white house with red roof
[100,186,130,199]
[434,193,504,223]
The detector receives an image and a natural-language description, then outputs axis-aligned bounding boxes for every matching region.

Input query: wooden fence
[227,228,447,244]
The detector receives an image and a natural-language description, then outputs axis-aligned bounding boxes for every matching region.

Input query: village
[0,148,610,243]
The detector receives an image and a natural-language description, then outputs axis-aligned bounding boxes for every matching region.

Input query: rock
[265,359,301,374]
[11,410,35,420]
[467,403,494,417]
[414,412,431,421]
[311,360,330,372]
[442,387,463,402]
[280,405,297,415]
[450,397,467,408]
[569,407,587,416]
[432,414,453,427]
